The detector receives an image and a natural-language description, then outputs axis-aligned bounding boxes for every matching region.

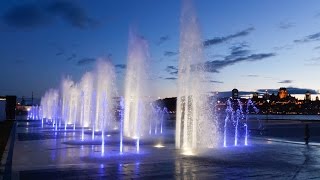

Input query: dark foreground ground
[0,121,13,161]
[2,119,320,179]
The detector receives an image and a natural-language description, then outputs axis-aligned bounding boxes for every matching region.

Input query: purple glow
[136,138,140,153]
[119,97,124,154]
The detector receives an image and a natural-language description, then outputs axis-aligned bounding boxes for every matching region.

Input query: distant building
[216,87,320,115]
[263,90,270,100]
[278,87,288,99]
[232,88,239,99]
[305,91,311,101]
[269,93,276,102]
[252,92,259,101]
[252,92,258,98]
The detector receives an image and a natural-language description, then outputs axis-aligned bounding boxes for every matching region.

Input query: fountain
[27,105,40,120]
[176,0,218,153]
[79,72,94,140]
[41,58,118,133]
[123,28,151,140]
[119,97,125,154]
[40,48,170,156]
[60,77,74,130]
[223,98,259,147]
[92,58,118,140]
[40,89,59,122]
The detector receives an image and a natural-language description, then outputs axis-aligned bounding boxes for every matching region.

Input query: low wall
[0,101,5,121]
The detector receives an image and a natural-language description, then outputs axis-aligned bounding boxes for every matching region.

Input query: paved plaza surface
[2,120,320,179]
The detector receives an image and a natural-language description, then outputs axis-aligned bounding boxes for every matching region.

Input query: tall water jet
[93,58,118,132]
[123,28,151,139]
[176,0,218,152]
[61,77,74,130]
[82,58,118,147]
[79,72,94,140]
[69,84,81,130]
[119,97,124,154]
[40,89,59,122]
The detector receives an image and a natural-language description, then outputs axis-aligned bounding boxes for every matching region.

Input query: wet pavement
[3,121,320,179]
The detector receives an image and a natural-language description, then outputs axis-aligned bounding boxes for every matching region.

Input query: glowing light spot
[132,136,139,139]
[107,134,111,137]
[154,144,165,148]
[182,149,194,156]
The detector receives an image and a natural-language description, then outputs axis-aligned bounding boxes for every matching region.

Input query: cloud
[164,51,179,57]
[2,1,98,29]
[164,77,177,80]
[76,57,96,66]
[315,12,320,18]
[2,4,50,28]
[14,59,25,64]
[46,0,98,29]
[166,66,177,71]
[304,57,320,66]
[257,87,317,94]
[225,49,250,60]
[203,27,254,47]
[278,21,295,29]
[229,42,249,52]
[209,80,223,84]
[306,57,320,62]
[225,42,251,60]
[209,54,225,59]
[247,74,259,77]
[294,32,320,43]
[314,46,320,50]
[195,42,275,73]
[278,80,293,84]
[115,64,126,69]
[66,53,77,61]
[156,35,170,45]
[305,62,320,66]
[200,53,275,73]
[55,51,64,56]
[165,65,178,75]
[273,44,293,51]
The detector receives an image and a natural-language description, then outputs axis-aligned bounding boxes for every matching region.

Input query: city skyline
[1,0,320,98]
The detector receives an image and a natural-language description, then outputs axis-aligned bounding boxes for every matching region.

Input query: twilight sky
[1,0,320,99]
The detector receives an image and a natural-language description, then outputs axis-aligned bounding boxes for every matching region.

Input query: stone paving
[3,121,320,179]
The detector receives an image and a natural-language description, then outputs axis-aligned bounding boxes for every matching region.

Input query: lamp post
[266,99,270,123]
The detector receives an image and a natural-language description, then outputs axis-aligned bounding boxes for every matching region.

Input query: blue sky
[1,0,320,99]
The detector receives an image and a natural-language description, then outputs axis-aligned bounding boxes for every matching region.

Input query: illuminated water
[40,51,169,155]
[223,98,259,147]
[123,28,151,140]
[41,59,118,135]
[176,0,218,152]
[27,105,41,120]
